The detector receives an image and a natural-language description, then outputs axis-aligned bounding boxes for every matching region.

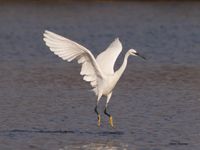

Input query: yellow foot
[97,114,101,127]
[109,116,114,128]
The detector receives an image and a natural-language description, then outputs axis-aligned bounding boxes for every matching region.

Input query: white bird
[43,30,145,128]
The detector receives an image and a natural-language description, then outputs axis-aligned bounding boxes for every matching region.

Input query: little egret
[43,30,145,128]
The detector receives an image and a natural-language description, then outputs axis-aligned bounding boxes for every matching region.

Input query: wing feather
[96,38,122,75]
[43,30,104,94]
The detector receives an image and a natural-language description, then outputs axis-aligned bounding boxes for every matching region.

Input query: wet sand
[0,1,200,150]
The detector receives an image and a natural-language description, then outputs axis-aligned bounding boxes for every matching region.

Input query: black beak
[135,52,146,60]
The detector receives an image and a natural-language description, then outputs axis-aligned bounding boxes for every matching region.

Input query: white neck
[115,51,130,80]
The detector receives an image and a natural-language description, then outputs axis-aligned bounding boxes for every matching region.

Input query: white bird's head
[128,49,146,60]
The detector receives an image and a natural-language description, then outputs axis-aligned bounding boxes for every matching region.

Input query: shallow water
[0,1,200,150]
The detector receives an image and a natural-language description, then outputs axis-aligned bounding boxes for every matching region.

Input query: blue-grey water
[0,1,200,150]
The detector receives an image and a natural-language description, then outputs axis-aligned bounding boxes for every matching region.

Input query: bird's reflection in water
[59,141,128,150]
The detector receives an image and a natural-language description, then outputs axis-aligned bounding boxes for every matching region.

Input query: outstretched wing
[96,38,122,75]
[43,30,104,92]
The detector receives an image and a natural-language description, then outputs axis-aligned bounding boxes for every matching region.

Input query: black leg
[104,107,114,128]
[94,105,98,115]
[94,105,101,127]
[104,107,110,117]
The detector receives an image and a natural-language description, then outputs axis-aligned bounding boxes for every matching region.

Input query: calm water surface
[0,1,200,150]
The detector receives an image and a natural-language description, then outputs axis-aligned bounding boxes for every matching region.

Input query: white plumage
[96,38,122,75]
[43,31,104,95]
[43,30,145,127]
